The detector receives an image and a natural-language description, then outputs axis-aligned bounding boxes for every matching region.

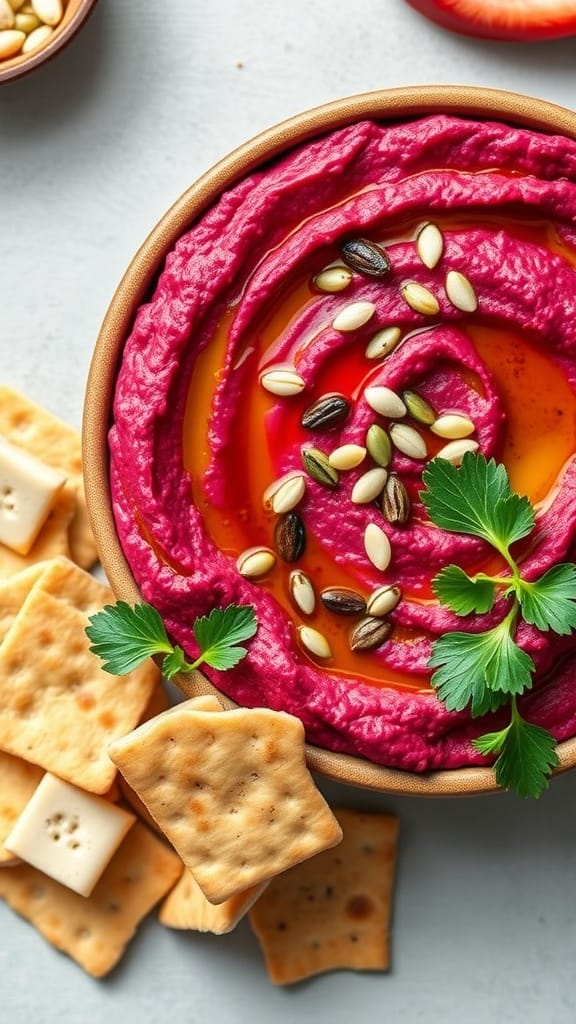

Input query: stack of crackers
[0,386,400,984]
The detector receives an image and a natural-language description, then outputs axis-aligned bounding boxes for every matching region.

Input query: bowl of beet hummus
[83,85,576,796]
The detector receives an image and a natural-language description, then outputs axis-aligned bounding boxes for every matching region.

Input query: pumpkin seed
[320,588,367,616]
[416,222,444,269]
[365,326,402,360]
[313,265,353,293]
[431,413,475,439]
[364,386,406,419]
[434,438,479,465]
[301,393,350,431]
[445,269,478,312]
[340,237,392,277]
[328,444,366,471]
[364,522,392,571]
[401,281,440,316]
[365,424,392,467]
[389,422,428,459]
[301,447,339,488]
[402,389,436,426]
[351,467,388,505]
[274,512,306,563]
[260,367,305,397]
[332,300,376,332]
[298,625,332,659]
[289,570,316,616]
[381,474,410,524]
[236,546,276,579]
[262,471,306,515]
[349,616,393,652]
[366,584,402,617]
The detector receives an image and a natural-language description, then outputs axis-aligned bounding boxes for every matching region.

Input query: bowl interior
[83,84,576,796]
[0,0,98,83]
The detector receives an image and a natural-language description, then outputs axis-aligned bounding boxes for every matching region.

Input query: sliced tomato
[405,0,576,40]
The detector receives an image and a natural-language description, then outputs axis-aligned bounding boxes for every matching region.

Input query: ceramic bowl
[83,84,576,796]
[0,0,98,84]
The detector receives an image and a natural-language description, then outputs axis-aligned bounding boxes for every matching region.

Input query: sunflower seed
[366,584,402,617]
[340,238,392,277]
[274,512,306,563]
[435,438,479,465]
[351,467,388,504]
[364,386,406,419]
[262,472,306,514]
[260,367,305,396]
[332,300,376,332]
[402,389,436,426]
[416,222,444,269]
[321,588,367,616]
[289,570,316,615]
[365,326,402,360]
[364,523,392,571]
[301,393,350,431]
[389,422,428,459]
[365,424,392,467]
[431,413,475,439]
[401,281,440,316]
[381,474,410,524]
[236,546,276,579]
[301,447,339,488]
[328,444,367,471]
[298,625,332,659]
[349,616,393,652]
[445,270,478,312]
[313,265,353,293]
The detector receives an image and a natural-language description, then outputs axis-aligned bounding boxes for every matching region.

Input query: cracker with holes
[0,560,159,793]
[108,703,343,904]
[0,750,44,866]
[0,820,183,977]
[0,385,97,574]
[249,807,399,984]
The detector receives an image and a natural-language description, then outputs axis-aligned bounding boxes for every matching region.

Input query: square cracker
[0,562,49,644]
[0,821,183,977]
[159,868,267,935]
[249,807,399,984]
[108,703,343,905]
[0,482,76,581]
[0,385,97,571]
[0,750,44,865]
[0,579,159,793]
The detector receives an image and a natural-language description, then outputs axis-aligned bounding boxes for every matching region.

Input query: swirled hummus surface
[110,114,576,771]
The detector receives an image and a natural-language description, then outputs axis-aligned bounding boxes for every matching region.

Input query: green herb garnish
[86,600,257,678]
[421,452,576,798]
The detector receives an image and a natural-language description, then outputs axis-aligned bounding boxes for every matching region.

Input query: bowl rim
[83,83,576,796]
[0,0,99,84]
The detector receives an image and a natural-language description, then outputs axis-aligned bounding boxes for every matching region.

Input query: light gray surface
[2,2,576,1021]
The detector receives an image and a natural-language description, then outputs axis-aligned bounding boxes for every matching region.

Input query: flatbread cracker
[0,482,75,580]
[0,562,48,644]
[159,868,267,934]
[0,750,44,866]
[0,385,97,571]
[0,582,159,793]
[108,703,342,905]
[0,821,183,977]
[249,807,399,984]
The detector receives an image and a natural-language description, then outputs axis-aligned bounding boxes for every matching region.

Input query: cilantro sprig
[421,452,576,799]
[86,600,257,679]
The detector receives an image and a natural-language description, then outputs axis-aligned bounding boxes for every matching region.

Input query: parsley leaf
[516,564,576,635]
[473,703,559,799]
[433,565,496,615]
[429,630,511,716]
[86,600,257,678]
[421,453,534,553]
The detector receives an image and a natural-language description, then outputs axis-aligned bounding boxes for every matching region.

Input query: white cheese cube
[0,436,67,555]
[4,773,136,897]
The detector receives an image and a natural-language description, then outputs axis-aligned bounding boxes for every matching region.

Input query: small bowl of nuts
[0,0,98,83]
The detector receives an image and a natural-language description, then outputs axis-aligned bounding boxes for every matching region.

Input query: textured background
[2,2,576,1021]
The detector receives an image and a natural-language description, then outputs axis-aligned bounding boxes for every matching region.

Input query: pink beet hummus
[110,113,576,771]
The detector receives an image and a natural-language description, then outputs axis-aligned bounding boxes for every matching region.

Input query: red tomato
[405,0,576,41]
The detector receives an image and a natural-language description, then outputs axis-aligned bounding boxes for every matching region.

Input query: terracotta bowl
[83,84,576,797]
[0,0,98,84]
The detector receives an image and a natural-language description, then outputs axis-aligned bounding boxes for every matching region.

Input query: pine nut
[21,21,51,50]
[332,300,376,332]
[31,0,62,27]
[364,522,392,571]
[389,422,428,459]
[364,386,406,419]
[0,27,24,57]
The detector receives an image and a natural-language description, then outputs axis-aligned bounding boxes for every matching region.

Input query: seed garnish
[349,616,393,652]
[262,472,306,515]
[301,447,339,488]
[236,547,276,579]
[401,281,440,316]
[301,393,350,431]
[313,265,353,293]
[298,625,332,659]
[402,389,436,426]
[365,326,402,360]
[364,386,407,419]
[351,467,388,505]
[431,413,475,440]
[365,424,392,467]
[320,588,367,616]
[260,367,305,396]
[416,222,444,269]
[328,444,366,471]
[364,522,392,571]
[332,300,376,332]
[289,570,316,616]
[381,474,411,524]
[366,584,402,617]
[435,438,479,465]
[389,422,428,459]
[445,270,478,313]
[274,512,306,563]
[340,238,392,277]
